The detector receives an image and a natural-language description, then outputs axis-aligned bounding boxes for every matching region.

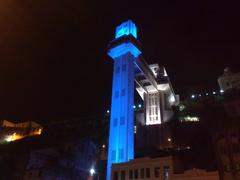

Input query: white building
[135,63,179,125]
[218,67,240,91]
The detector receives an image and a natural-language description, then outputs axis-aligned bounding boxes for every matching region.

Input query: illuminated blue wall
[106,20,141,180]
[115,20,137,39]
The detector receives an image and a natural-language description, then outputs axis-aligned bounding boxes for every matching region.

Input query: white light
[191,95,195,98]
[90,168,95,176]
[199,94,201,97]
[182,116,200,122]
[179,105,185,111]
[133,105,136,109]
[220,89,224,93]
[213,91,216,95]
[206,93,209,96]
[107,110,110,113]
[138,104,142,108]
[167,138,171,142]
[169,95,175,103]
[102,144,106,148]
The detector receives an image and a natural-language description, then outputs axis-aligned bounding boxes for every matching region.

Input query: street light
[90,168,95,176]
[89,168,99,180]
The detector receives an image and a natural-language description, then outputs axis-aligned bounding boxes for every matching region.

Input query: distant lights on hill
[191,89,224,99]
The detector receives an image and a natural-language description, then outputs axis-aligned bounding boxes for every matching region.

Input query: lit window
[163,166,169,180]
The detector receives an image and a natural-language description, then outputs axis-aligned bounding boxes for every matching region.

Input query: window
[122,64,127,71]
[236,163,240,171]
[120,116,125,125]
[113,171,118,180]
[140,168,144,178]
[134,126,137,134]
[232,144,240,153]
[146,168,150,178]
[129,170,133,179]
[224,164,230,172]
[121,89,126,96]
[120,171,125,180]
[134,169,138,179]
[119,149,124,159]
[113,118,118,127]
[155,167,160,177]
[163,166,169,180]
[116,66,120,74]
[115,91,119,98]
[111,150,116,161]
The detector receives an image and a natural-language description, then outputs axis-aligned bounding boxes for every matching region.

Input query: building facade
[111,156,219,180]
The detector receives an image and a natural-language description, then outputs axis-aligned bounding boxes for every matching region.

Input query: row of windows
[147,93,160,123]
[111,149,124,161]
[224,163,240,172]
[115,64,127,74]
[113,166,169,180]
[115,89,126,98]
[113,117,125,127]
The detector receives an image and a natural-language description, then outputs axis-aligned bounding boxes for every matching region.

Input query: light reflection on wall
[4,128,42,142]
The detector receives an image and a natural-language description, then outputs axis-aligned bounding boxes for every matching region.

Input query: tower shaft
[107,53,135,180]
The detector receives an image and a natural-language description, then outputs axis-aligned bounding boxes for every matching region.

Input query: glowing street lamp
[90,168,95,176]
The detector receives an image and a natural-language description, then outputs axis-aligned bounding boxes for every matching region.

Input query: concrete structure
[111,156,219,180]
[218,68,240,91]
[107,20,139,180]
[136,64,179,125]
[107,20,179,180]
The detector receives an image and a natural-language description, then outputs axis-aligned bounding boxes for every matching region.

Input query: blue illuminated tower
[106,20,141,180]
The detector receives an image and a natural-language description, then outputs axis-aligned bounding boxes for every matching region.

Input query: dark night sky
[0,0,239,121]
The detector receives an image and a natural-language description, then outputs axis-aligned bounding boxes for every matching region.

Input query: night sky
[0,0,239,121]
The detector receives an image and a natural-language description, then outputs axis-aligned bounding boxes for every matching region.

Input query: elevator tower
[106,20,178,180]
[106,20,141,180]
